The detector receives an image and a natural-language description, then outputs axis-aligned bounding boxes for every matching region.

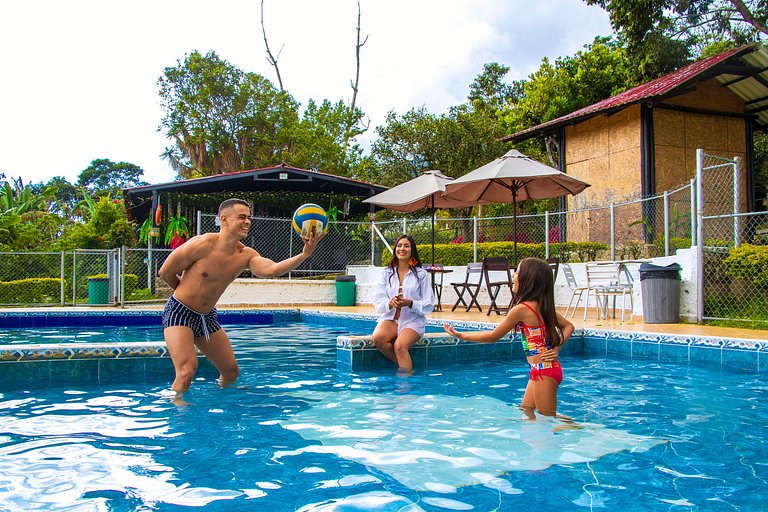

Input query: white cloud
[0,0,610,186]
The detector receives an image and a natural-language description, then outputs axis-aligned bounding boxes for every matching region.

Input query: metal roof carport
[123,163,388,225]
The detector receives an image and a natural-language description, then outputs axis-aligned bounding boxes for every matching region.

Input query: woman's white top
[373,266,435,335]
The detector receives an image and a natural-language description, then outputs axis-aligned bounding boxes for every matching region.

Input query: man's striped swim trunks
[162,295,221,341]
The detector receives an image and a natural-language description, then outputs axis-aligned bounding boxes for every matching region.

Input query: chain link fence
[0,155,764,325]
[697,150,768,325]
[0,250,116,306]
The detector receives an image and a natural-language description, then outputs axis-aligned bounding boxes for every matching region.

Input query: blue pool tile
[632,341,660,361]
[0,315,20,328]
[98,358,143,383]
[144,358,175,379]
[583,336,607,357]
[721,348,759,372]
[336,349,352,369]
[0,361,51,385]
[410,346,428,368]
[489,341,514,362]
[456,342,491,362]
[606,339,632,358]
[361,349,390,370]
[559,337,583,357]
[658,342,690,364]
[427,345,457,365]
[50,359,98,383]
[688,345,723,367]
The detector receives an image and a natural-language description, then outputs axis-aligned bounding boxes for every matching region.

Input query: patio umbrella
[363,170,487,264]
[443,149,590,266]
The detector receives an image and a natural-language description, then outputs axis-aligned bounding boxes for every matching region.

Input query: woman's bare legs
[372,323,422,372]
[520,376,559,419]
[392,328,422,373]
[372,321,398,364]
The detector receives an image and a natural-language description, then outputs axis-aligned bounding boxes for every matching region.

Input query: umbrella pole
[512,188,518,267]
[431,208,436,265]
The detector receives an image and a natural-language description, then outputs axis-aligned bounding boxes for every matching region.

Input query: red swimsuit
[517,302,563,385]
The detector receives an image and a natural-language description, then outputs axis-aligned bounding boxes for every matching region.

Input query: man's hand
[300,230,325,258]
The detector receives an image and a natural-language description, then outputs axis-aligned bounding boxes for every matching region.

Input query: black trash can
[335,275,356,306]
[639,263,682,323]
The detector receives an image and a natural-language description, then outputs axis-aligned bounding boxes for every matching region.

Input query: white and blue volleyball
[292,203,328,237]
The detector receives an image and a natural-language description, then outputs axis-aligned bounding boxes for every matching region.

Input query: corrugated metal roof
[502,43,768,143]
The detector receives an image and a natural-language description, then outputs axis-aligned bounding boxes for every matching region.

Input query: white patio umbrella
[363,170,488,263]
[443,149,590,266]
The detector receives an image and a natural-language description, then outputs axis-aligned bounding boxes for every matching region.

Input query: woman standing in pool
[372,234,434,373]
[443,257,574,418]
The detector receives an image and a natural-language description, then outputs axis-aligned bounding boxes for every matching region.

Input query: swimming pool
[0,320,766,511]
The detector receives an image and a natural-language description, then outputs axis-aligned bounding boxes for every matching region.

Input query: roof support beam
[655,102,755,119]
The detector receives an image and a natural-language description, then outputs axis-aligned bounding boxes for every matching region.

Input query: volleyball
[292,203,328,237]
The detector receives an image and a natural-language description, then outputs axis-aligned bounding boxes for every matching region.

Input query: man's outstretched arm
[248,232,322,278]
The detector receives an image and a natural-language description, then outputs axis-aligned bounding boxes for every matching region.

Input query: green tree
[158,50,369,179]
[0,177,67,250]
[30,176,80,218]
[585,0,767,52]
[78,159,147,195]
[369,63,514,187]
[499,36,688,165]
[56,196,136,250]
[158,50,300,178]
[284,99,366,177]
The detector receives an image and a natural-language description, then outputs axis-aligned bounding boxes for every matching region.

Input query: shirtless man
[158,198,322,400]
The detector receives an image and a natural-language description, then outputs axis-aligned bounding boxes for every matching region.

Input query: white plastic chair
[562,263,588,318]
[585,262,634,322]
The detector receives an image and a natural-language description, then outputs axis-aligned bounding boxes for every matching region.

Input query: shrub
[413,240,609,266]
[722,244,768,286]
[0,278,62,304]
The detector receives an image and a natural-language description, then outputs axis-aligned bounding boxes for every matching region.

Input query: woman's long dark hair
[514,257,562,347]
[387,234,422,285]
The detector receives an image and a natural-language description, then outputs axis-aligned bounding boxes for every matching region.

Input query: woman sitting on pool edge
[372,234,435,374]
[443,257,574,419]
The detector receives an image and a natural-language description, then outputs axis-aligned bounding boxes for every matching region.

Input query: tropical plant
[326,203,342,234]
[165,215,189,248]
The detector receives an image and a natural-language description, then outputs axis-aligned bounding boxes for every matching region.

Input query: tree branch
[261,0,284,90]
[342,0,369,155]
[730,0,768,36]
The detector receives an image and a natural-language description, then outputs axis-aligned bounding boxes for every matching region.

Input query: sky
[0,0,612,186]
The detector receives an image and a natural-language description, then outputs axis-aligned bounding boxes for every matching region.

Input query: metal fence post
[371,221,375,265]
[402,218,407,234]
[544,211,550,259]
[734,156,741,248]
[60,251,65,306]
[196,210,202,236]
[610,202,615,261]
[72,251,77,306]
[690,178,696,246]
[696,148,704,324]
[663,191,670,256]
[288,219,294,280]
[120,246,126,307]
[473,216,478,262]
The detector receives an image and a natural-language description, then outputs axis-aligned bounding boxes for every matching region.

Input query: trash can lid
[638,262,682,272]
[336,275,356,282]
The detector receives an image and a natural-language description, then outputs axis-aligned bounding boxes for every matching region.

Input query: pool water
[0,325,162,344]
[0,322,766,511]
